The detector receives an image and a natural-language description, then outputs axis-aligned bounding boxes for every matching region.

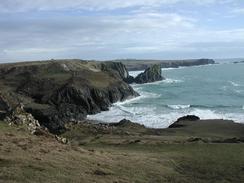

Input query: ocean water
[88,63,244,128]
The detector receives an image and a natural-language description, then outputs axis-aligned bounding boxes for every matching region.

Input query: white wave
[229,81,241,87]
[189,109,223,120]
[114,89,160,106]
[167,104,190,110]
[88,105,244,129]
[130,78,183,87]
[161,68,176,71]
[234,89,243,94]
[163,78,183,84]
[129,70,143,77]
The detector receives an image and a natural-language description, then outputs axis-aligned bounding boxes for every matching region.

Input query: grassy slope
[1,120,244,183]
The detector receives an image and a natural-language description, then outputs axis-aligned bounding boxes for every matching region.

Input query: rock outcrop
[134,64,164,84]
[4,103,44,135]
[169,115,200,128]
[0,60,139,134]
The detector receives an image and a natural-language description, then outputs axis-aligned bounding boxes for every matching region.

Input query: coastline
[1,60,244,183]
[88,63,244,127]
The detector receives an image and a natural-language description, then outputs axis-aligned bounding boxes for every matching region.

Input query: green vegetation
[1,120,244,183]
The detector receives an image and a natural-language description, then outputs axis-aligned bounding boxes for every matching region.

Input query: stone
[55,135,68,144]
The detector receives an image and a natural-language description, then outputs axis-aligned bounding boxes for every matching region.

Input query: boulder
[134,64,164,84]
[176,115,200,122]
[169,115,200,128]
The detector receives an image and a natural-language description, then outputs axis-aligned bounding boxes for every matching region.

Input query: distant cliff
[0,60,138,134]
[111,58,215,71]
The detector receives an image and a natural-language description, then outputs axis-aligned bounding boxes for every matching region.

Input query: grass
[1,120,244,183]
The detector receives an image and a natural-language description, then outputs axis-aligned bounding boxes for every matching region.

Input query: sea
[88,62,244,128]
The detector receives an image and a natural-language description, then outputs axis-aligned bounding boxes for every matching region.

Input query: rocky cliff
[0,60,138,134]
[101,61,129,79]
[134,64,164,84]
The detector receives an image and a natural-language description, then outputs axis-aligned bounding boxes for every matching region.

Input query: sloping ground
[1,119,244,183]
[0,60,138,133]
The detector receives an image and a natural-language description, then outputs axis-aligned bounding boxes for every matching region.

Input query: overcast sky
[0,0,244,62]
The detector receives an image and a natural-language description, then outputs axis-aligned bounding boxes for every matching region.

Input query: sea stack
[134,64,164,84]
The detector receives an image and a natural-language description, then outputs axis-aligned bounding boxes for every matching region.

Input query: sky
[0,0,244,62]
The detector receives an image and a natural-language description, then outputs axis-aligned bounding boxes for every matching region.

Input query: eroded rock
[134,64,164,84]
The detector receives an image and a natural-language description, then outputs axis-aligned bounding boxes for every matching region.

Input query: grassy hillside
[1,120,244,183]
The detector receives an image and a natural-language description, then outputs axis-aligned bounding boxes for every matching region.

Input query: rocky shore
[1,59,244,183]
[0,60,164,134]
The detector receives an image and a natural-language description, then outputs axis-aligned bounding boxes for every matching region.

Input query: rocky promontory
[0,60,138,133]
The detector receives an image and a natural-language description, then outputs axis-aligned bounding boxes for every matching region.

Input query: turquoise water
[88,63,244,128]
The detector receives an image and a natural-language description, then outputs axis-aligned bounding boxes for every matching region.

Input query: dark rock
[134,64,164,84]
[169,115,200,128]
[177,115,200,122]
[0,94,11,120]
[123,75,135,84]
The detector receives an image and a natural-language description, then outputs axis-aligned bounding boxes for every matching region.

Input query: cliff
[112,58,215,71]
[0,60,138,133]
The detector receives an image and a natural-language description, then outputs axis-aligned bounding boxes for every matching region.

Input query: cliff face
[101,61,129,79]
[0,60,138,133]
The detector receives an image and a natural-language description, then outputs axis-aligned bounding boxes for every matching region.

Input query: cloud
[0,0,244,62]
[0,0,234,13]
[231,8,244,15]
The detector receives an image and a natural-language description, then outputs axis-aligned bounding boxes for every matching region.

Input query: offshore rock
[134,64,164,84]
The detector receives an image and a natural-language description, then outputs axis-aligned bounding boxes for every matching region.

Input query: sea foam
[167,104,190,110]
